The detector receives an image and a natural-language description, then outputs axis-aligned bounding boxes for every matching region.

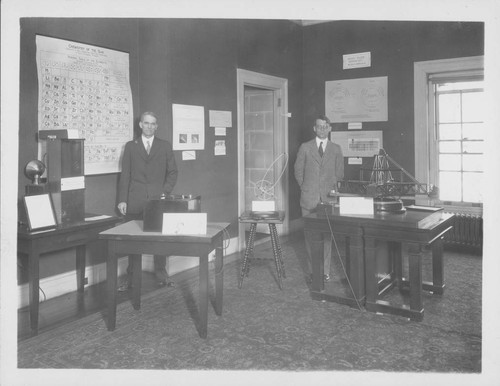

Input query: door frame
[236,69,289,250]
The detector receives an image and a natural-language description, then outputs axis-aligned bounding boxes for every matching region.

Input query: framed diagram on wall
[36,35,133,175]
[325,76,388,123]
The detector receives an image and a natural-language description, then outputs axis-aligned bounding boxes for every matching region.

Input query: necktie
[146,141,151,155]
[318,142,324,157]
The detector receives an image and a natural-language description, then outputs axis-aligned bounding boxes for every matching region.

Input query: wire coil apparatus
[250,153,289,201]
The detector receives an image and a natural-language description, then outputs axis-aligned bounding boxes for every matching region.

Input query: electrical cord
[210,225,231,276]
[323,207,363,311]
[18,260,47,302]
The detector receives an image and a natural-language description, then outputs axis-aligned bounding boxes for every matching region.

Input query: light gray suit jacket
[294,138,344,210]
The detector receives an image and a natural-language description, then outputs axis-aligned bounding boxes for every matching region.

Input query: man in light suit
[294,115,344,282]
[117,111,178,290]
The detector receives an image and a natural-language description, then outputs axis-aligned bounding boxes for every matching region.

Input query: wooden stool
[238,211,285,289]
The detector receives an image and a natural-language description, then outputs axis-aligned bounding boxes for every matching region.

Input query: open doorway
[236,69,289,250]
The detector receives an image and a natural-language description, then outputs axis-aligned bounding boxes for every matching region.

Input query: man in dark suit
[294,115,344,282]
[117,111,178,290]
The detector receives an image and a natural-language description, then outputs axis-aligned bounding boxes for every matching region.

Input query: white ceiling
[289,20,333,26]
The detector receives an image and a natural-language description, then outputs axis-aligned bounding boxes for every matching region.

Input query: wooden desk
[303,208,454,321]
[238,211,285,289]
[17,215,120,335]
[99,220,229,339]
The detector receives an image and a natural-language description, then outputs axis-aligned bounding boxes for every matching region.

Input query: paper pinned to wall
[214,140,226,156]
[325,76,388,123]
[214,127,226,136]
[36,35,133,175]
[172,104,205,150]
[209,110,232,128]
[182,151,196,160]
[330,130,382,157]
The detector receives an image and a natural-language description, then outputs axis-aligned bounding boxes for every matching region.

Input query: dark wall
[302,20,484,181]
[17,18,303,282]
[136,18,304,225]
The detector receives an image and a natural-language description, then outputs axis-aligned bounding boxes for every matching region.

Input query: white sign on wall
[343,52,371,69]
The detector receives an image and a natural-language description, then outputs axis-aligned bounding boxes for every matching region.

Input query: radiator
[443,212,483,250]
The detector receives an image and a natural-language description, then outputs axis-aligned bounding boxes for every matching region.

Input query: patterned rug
[18,235,481,372]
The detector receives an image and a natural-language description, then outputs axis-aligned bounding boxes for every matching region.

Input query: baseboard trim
[17,236,239,309]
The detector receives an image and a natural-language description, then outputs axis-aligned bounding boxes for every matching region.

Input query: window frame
[414,56,484,214]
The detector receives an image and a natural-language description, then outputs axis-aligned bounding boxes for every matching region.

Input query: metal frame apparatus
[339,149,437,199]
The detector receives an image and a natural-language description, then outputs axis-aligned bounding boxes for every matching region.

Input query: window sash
[430,76,484,204]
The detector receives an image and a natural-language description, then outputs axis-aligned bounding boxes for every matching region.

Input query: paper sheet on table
[339,197,374,215]
[85,215,112,221]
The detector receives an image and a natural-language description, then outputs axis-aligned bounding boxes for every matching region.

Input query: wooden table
[17,214,120,335]
[303,208,454,321]
[238,211,286,289]
[99,220,229,339]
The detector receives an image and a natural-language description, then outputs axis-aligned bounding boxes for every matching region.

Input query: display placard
[23,194,57,231]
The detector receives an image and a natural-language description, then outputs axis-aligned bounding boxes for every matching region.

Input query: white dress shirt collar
[142,135,154,148]
[316,137,327,149]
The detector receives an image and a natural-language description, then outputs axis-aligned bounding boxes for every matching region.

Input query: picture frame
[23,193,57,231]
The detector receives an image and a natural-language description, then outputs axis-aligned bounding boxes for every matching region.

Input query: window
[414,56,484,213]
[432,78,484,204]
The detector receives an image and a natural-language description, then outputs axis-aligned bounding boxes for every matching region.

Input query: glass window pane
[439,171,462,201]
[462,91,484,122]
[463,123,484,140]
[438,123,461,140]
[463,154,483,171]
[439,154,461,171]
[438,93,461,123]
[463,172,483,203]
[439,141,461,153]
[463,140,484,154]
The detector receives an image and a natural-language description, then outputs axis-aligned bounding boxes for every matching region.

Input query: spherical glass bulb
[24,160,46,184]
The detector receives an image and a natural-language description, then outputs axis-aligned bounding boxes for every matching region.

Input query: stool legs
[239,223,257,288]
[269,223,286,290]
[239,221,286,290]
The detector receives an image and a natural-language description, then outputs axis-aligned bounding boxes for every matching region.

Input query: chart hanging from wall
[325,76,388,123]
[36,35,133,175]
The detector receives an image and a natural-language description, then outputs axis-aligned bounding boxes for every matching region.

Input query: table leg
[364,237,378,305]
[431,237,445,294]
[131,254,142,310]
[408,242,424,319]
[389,241,403,289]
[76,245,86,292]
[269,224,283,290]
[106,241,117,331]
[214,236,223,316]
[238,222,256,288]
[199,254,209,338]
[308,230,324,292]
[28,243,40,335]
[348,234,365,302]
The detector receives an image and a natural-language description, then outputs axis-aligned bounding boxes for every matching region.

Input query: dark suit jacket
[294,138,344,210]
[118,136,178,214]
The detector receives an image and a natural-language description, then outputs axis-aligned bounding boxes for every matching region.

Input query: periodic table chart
[36,35,133,175]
